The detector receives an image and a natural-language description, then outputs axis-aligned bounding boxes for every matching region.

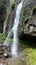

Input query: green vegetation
[31,6,36,15]
[22,47,36,65]
[11,2,17,10]
[0,3,5,33]
[0,3,4,10]
[0,33,6,43]
[20,41,36,65]
[0,33,13,43]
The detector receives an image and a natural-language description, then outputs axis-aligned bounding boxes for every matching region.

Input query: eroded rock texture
[18,0,36,37]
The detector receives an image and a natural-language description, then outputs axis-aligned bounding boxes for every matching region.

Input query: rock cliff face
[18,0,36,37]
[23,0,36,36]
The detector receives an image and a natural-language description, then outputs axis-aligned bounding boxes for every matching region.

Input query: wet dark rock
[0,43,11,58]
[24,16,36,36]
[17,0,22,4]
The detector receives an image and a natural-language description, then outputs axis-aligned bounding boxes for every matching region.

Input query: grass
[20,41,36,65]
[22,48,36,65]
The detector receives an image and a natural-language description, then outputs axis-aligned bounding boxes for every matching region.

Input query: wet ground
[0,56,27,65]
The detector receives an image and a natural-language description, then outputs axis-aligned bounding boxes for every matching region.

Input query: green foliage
[31,6,36,15]
[22,47,36,65]
[5,38,13,44]
[0,34,6,43]
[12,3,15,10]
[20,8,26,22]
[11,2,17,10]
[0,3,5,33]
[24,16,32,21]
[0,3,4,11]
[0,33,13,43]
[20,41,36,65]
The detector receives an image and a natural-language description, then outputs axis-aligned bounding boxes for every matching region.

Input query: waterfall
[11,1,23,56]
[3,1,23,57]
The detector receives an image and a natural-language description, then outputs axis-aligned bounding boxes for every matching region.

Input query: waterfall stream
[3,1,23,57]
[11,1,23,56]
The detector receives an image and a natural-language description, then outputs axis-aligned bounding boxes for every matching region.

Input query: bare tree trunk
[3,0,14,34]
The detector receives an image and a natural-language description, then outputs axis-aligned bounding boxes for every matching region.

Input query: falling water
[3,1,23,56]
[11,1,23,56]
[0,63,3,65]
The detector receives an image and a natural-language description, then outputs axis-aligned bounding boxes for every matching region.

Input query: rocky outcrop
[0,43,11,58]
[18,0,36,37]
[23,5,36,36]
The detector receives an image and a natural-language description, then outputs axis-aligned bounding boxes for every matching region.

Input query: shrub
[0,33,6,43]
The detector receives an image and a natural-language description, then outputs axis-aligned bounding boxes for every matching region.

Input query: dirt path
[0,56,27,65]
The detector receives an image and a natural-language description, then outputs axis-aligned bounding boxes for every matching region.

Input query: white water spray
[3,1,23,56]
[11,1,23,56]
